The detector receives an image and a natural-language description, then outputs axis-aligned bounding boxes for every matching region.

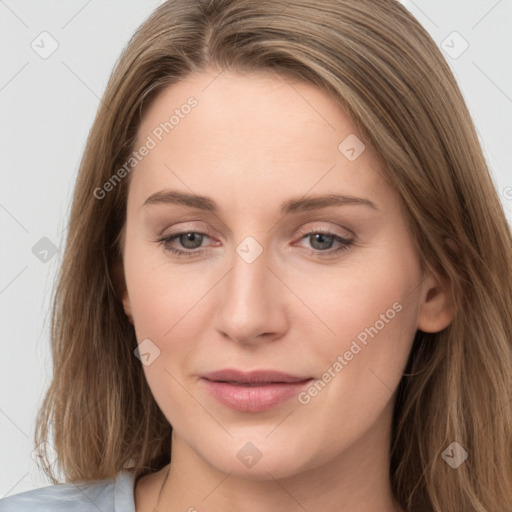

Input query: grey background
[1,0,511,496]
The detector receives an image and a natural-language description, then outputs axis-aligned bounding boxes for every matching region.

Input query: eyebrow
[143,190,378,214]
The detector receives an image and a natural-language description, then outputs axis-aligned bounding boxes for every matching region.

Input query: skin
[118,68,454,512]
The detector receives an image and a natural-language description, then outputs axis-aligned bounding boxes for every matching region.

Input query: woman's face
[121,69,451,479]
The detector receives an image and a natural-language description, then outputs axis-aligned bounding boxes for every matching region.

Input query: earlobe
[111,261,134,325]
[417,271,456,333]
[122,293,134,325]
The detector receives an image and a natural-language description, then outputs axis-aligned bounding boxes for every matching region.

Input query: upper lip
[201,369,312,384]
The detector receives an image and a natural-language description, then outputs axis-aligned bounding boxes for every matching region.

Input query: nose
[213,238,289,345]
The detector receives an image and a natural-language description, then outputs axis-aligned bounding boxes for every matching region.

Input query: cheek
[292,240,421,398]
[292,245,420,355]
[123,224,206,339]
[127,265,221,345]
[123,246,210,426]
[293,244,421,429]
[123,242,221,426]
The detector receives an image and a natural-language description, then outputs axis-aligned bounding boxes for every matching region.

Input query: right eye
[157,231,212,257]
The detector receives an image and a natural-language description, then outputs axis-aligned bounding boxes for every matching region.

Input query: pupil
[181,232,202,249]
[311,233,333,250]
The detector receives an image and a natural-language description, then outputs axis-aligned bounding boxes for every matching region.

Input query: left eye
[296,231,353,255]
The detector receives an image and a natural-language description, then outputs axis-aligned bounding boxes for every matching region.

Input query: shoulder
[0,471,136,512]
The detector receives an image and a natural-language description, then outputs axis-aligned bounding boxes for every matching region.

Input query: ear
[417,269,455,333]
[111,261,134,325]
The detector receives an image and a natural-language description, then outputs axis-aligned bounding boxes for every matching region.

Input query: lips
[201,369,313,412]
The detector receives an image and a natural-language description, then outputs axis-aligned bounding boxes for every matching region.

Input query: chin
[196,436,315,481]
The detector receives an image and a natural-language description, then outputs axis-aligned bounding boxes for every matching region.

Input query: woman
[1,0,511,511]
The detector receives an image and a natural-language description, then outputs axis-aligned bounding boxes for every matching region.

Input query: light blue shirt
[0,470,136,511]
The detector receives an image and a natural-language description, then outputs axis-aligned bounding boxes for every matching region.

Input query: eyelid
[159,221,214,238]
[296,224,354,240]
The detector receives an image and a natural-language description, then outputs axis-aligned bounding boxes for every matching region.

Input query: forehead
[136,69,355,151]
[129,70,389,210]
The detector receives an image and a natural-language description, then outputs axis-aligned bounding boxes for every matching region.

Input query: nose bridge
[231,238,269,301]
[214,233,285,343]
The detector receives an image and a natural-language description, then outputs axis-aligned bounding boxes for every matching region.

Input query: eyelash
[156,229,354,258]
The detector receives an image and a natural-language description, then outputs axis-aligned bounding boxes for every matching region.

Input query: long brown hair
[35,1,512,510]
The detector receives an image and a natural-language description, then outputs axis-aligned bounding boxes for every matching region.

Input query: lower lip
[201,378,313,412]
